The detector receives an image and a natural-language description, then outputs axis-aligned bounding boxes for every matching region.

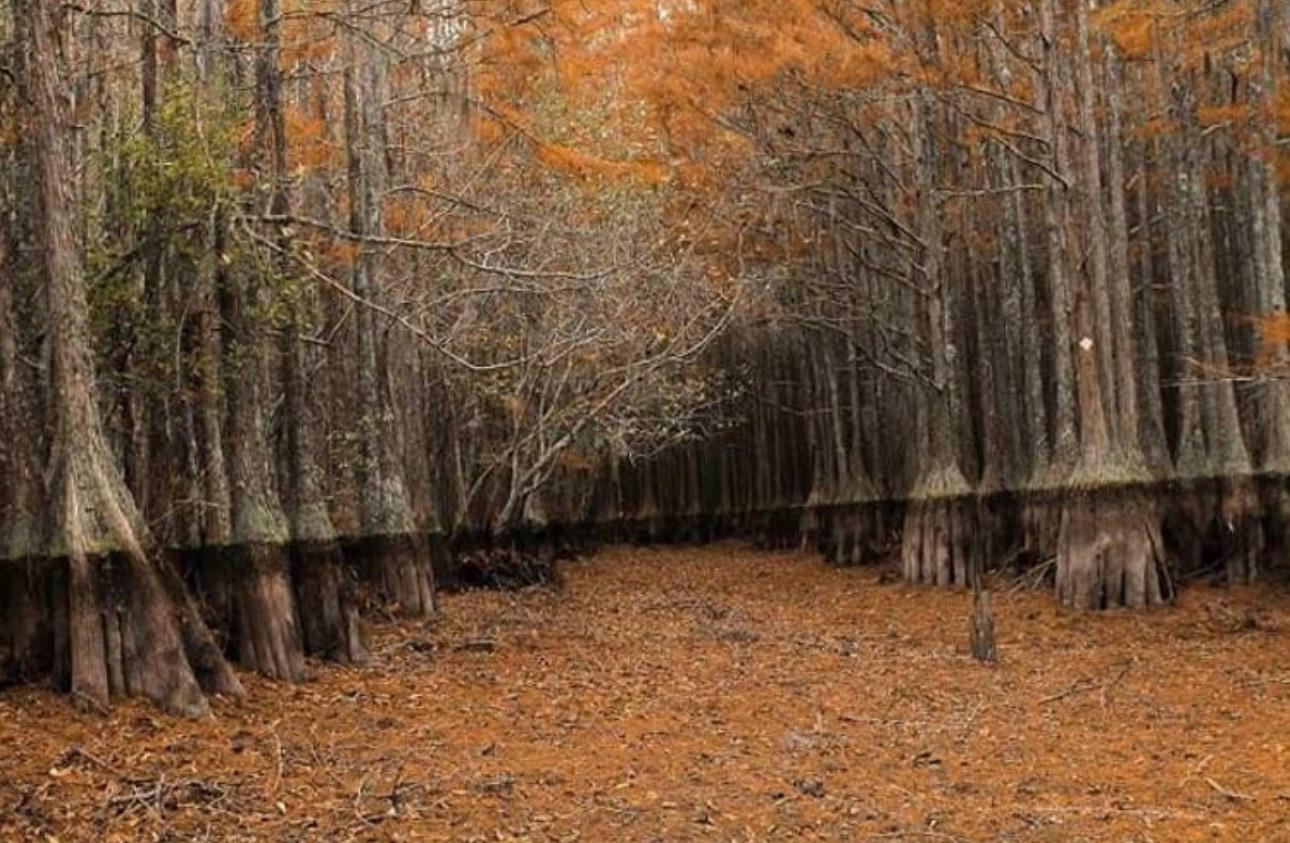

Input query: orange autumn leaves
[468,0,905,186]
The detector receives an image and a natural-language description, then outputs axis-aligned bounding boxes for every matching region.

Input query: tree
[12,0,240,713]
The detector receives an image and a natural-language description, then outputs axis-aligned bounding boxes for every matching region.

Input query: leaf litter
[2,542,1289,841]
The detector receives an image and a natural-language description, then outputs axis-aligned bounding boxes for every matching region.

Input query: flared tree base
[3,551,243,717]
[1056,489,1168,610]
[290,540,368,664]
[901,496,979,588]
[193,543,307,682]
[352,533,436,618]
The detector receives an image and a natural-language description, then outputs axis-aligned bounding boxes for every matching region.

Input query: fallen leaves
[1,543,1289,841]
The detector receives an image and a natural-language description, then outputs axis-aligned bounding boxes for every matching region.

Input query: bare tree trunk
[1054,1,1165,610]
[252,0,366,662]
[19,0,240,713]
[901,82,976,590]
[0,142,48,680]
[344,39,435,616]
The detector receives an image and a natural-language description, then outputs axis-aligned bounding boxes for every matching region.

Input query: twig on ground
[1041,661,1132,706]
[1205,777,1255,802]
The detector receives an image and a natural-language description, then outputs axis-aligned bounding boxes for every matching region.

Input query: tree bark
[20,0,241,713]
[343,40,435,616]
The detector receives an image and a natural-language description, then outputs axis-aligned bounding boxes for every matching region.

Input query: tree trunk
[1053,0,1166,609]
[344,43,435,616]
[901,83,976,590]
[253,0,367,662]
[19,0,241,713]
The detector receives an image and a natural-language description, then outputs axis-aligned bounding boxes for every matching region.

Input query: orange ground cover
[2,543,1289,841]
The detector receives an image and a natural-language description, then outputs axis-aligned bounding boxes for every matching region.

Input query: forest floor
[3,543,1290,842]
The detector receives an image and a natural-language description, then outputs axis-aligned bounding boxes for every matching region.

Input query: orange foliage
[326,241,357,269]
[283,30,336,66]
[471,0,919,183]
[1255,312,1290,363]
[535,142,668,185]
[385,198,433,237]
[1096,1,1164,61]
[225,0,257,42]
[284,108,334,172]
[1198,103,1251,128]
[1184,0,1253,57]
[1131,116,1179,143]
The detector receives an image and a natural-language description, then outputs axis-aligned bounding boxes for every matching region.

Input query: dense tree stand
[14,0,243,715]
[1055,486,1168,610]
[10,0,1290,716]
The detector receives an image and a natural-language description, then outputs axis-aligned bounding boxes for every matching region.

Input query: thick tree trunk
[1053,0,1166,608]
[343,46,436,616]
[254,0,366,663]
[900,85,976,589]
[1,153,48,681]
[18,0,241,713]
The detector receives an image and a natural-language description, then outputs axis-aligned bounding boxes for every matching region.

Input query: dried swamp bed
[2,543,1289,841]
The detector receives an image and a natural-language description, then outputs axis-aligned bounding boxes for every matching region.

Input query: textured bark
[902,496,977,589]
[259,0,366,663]
[211,46,306,679]
[1056,490,1166,610]
[900,77,977,587]
[19,0,241,713]
[343,37,436,617]
[1054,1,1166,608]
[1131,132,1170,474]
[0,149,47,680]
[1247,3,1290,473]
[1072,3,1120,449]
[1100,48,1144,467]
[1037,0,1077,474]
[1156,38,1210,478]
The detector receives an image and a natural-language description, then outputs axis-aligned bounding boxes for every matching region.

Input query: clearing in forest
[2,544,1289,841]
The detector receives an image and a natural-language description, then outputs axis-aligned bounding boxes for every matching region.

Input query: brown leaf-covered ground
[3,543,1290,842]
